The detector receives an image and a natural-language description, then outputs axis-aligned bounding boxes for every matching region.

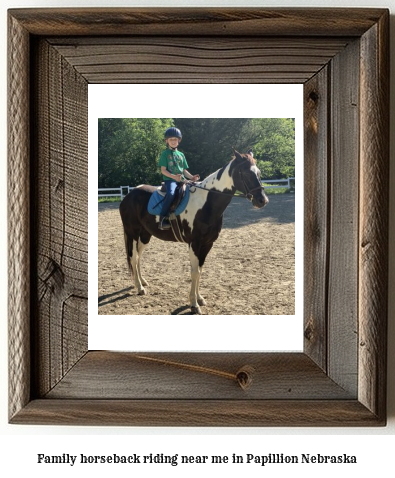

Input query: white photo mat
[88,84,304,352]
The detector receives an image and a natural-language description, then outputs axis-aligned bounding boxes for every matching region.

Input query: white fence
[98,186,133,200]
[262,177,295,189]
[98,178,295,199]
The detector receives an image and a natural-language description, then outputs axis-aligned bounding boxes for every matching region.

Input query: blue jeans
[161,180,178,218]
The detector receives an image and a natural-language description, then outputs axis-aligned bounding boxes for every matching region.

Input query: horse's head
[231,150,269,209]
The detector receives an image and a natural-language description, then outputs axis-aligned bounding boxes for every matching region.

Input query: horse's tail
[123,230,134,276]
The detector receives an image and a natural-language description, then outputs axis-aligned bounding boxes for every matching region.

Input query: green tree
[98,118,174,187]
[252,118,295,179]
[98,117,295,187]
[98,118,126,187]
[174,118,259,178]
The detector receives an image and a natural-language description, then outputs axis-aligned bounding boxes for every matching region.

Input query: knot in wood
[308,91,319,103]
[304,322,314,341]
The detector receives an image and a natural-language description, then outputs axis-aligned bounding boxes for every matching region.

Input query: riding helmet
[164,127,182,140]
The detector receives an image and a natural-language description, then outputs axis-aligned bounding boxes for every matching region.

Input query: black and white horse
[119,150,269,314]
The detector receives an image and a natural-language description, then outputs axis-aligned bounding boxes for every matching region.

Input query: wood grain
[30,39,88,397]
[8,12,31,421]
[358,12,389,420]
[11,399,383,427]
[327,39,360,396]
[49,37,350,84]
[7,8,389,426]
[8,8,387,37]
[46,352,354,400]
[303,67,329,370]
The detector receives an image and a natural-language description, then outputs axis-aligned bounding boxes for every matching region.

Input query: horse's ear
[232,147,242,160]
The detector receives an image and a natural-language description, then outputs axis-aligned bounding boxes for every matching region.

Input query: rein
[185,172,264,202]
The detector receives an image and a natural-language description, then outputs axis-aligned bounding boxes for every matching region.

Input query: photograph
[97,118,296,317]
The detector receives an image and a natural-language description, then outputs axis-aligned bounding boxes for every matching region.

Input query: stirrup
[159,217,170,230]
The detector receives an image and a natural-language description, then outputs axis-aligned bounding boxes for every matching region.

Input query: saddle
[158,182,187,213]
[147,182,190,217]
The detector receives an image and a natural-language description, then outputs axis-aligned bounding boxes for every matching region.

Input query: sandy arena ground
[98,194,295,315]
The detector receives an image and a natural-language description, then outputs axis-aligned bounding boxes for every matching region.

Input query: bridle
[237,169,265,202]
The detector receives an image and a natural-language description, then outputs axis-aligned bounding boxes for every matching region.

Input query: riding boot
[159,216,171,230]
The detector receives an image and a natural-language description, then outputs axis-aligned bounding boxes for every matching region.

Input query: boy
[158,127,199,230]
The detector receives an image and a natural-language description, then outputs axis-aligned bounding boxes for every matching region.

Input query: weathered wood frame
[8,8,389,426]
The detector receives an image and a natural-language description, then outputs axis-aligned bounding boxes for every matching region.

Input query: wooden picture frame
[8,8,389,426]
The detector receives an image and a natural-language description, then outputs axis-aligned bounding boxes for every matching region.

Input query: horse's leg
[194,264,206,307]
[130,234,152,295]
[189,246,202,314]
[189,243,212,314]
[130,239,147,295]
[136,235,150,287]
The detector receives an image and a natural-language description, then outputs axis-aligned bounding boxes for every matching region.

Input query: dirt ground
[98,194,295,315]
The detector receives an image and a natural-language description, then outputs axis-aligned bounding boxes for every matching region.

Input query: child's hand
[192,174,200,181]
[174,174,183,182]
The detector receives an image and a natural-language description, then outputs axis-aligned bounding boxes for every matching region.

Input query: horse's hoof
[191,306,202,315]
[138,288,147,296]
[197,297,207,306]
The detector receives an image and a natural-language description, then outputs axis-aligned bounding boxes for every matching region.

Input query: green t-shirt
[158,148,188,182]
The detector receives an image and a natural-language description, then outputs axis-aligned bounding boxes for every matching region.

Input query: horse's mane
[231,152,257,165]
[200,152,256,188]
